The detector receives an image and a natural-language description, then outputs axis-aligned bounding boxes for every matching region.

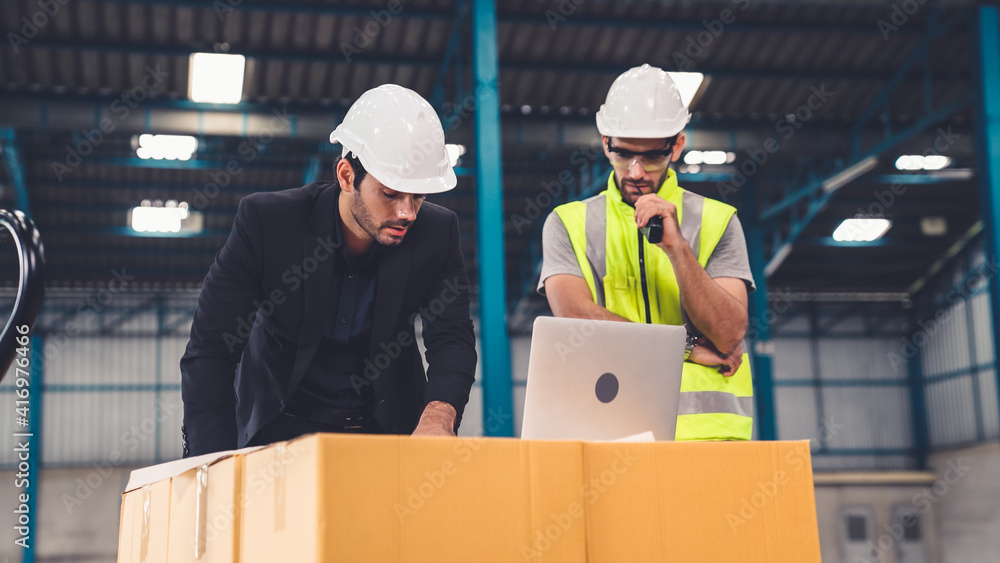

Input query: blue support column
[976,6,1000,438]
[905,313,930,470]
[741,180,778,440]
[0,127,32,217]
[24,335,44,563]
[472,0,514,436]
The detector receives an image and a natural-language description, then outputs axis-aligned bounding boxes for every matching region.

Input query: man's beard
[350,190,411,246]
[617,168,670,207]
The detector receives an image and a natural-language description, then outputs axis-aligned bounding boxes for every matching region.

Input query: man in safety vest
[538,64,756,441]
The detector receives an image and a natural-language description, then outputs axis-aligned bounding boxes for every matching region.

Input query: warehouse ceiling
[0,0,984,328]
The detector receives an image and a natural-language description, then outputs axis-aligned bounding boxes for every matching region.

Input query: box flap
[124,445,264,493]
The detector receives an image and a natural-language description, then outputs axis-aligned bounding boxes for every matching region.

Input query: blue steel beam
[975,6,1000,441]
[906,310,930,470]
[23,335,44,563]
[0,128,32,216]
[798,237,954,248]
[430,0,468,112]
[473,0,514,437]
[742,178,778,441]
[763,95,972,276]
[302,142,330,185]
[757,12,973,276]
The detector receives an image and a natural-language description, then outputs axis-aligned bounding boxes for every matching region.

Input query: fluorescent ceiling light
[136,134,197,161]
[446,144,465,168]
[683,150,727,165]
[130,200,202,234]
[920,217,947,236]
[701,151,727,165]
[821,155,878,193]
[833,218,892,242]
[684,150,703,165]
[894,155,952,171]
[188,53,246,104]
[667,72,704,108]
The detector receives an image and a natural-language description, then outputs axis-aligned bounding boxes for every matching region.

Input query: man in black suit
[180,84,477,457]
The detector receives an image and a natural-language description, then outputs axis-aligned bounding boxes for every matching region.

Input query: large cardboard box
[239,434,586,563]
[118,447,259,563]
[581,440,820,561]
[119,436,821,562]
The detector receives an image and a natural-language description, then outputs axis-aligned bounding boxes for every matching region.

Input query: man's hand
[686,337,743,377]
[633,194,684,250]
[411,401,457,437]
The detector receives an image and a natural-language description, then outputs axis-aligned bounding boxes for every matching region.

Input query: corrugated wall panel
[977,369,1000,441]
[771,306,913,470]
[772,338,813,381]
[775,387,819,441]
[821,387,911,450]
[817,338,908,381]
[925,375,979,447]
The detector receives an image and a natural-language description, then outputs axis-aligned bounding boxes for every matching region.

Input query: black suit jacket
[180,182,477,456]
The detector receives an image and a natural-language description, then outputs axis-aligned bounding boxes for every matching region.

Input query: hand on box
[411,401,457,437]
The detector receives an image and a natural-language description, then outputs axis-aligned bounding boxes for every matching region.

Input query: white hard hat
[330,84,457,194]
[595,64,691,139]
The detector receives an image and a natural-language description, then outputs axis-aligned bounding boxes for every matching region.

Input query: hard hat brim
[331,131,458,195]
[375,166,458,195]
[596,110,688,139]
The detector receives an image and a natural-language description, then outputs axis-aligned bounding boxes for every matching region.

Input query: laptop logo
[595,372,619,403]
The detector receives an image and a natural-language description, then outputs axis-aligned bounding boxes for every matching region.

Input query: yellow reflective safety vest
[553,169,754,441]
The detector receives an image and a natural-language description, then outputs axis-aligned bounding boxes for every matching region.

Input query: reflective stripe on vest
[554,169,754,441]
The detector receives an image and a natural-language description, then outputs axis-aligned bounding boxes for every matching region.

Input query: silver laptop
[521,316,686,441]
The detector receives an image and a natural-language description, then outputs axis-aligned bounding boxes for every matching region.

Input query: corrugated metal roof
[0,0,983,308]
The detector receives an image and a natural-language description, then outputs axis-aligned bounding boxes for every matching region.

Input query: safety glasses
[606,137,676,172]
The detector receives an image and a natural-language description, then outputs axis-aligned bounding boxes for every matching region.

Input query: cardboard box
[581,440,821,562]
[117,478,171,563]
[119,436,821,563]
[118,447,260,563]
[239,434,586,563]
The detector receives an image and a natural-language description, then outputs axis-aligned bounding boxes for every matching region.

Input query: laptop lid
[521,316,686,441]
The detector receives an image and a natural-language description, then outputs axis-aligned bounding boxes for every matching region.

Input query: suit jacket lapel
[287,185,339,401]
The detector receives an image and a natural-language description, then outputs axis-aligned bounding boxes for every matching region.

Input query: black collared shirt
[286,204,379,411]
